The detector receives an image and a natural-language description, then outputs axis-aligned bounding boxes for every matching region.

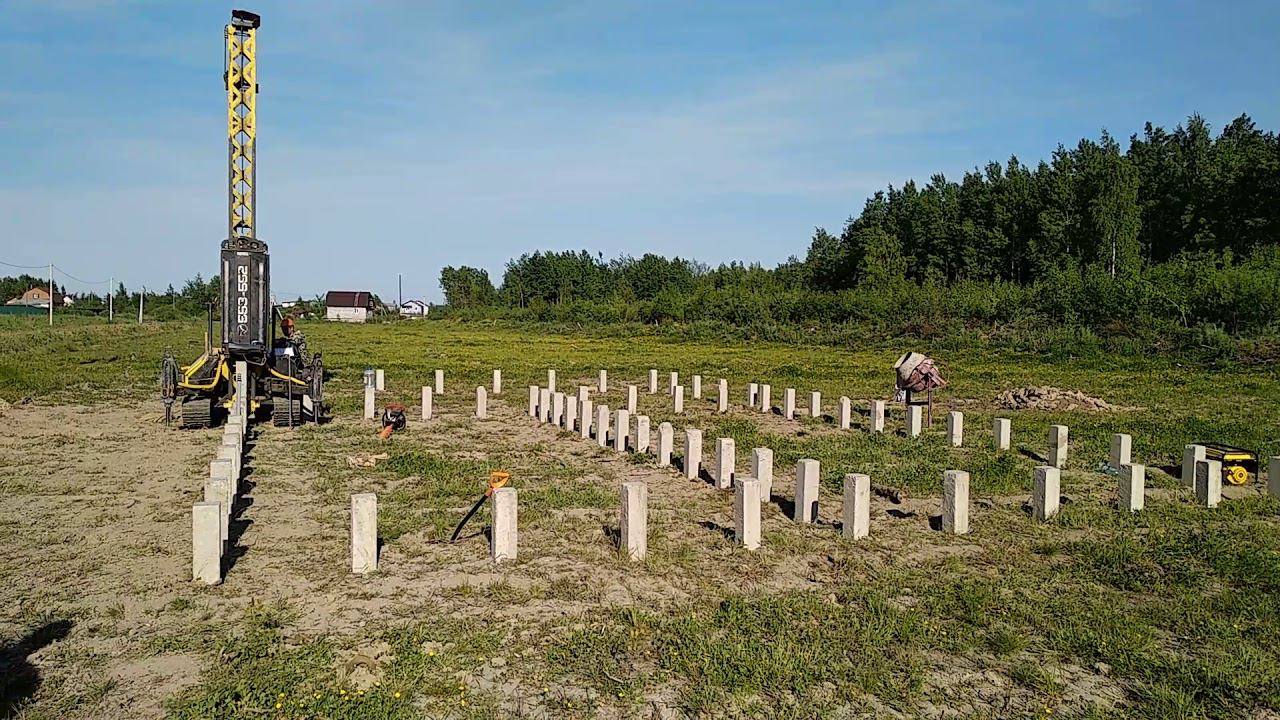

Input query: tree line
[436,114,1280,356]
[1,274,221,319]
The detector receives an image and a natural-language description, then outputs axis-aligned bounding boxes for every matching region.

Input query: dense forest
[437,114,1280,356]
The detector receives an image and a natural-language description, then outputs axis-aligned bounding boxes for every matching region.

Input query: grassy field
[1,316,1278,719]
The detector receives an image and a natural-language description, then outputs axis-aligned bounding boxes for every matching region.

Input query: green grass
[3,316,1279,719]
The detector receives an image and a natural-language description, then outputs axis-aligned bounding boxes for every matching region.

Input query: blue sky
[2,0,1277,303]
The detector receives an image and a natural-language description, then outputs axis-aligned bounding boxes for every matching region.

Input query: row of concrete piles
[347,487,519,573]
[362,368,502,421]
[321,367,1280,576]
[523,370,1280,558]
[191,361,250,585]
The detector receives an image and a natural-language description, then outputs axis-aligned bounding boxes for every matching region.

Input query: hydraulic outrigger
[161,9,324,429]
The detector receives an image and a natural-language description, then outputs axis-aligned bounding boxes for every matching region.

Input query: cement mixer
[894,352,946,424]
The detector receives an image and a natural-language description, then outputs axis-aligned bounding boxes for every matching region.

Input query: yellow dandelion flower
[275,702,282,709]
[394,691,402,699]
[461,699,468,706]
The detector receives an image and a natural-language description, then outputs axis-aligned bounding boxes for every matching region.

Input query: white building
[325,291,376,323]
[399,300,429,317]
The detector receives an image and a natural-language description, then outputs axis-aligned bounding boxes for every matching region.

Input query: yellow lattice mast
[225,10,260,240]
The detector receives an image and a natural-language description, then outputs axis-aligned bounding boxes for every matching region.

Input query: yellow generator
[1199,443,1258,486]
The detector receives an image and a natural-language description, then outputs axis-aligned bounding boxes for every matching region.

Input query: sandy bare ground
[0,388,1145,719]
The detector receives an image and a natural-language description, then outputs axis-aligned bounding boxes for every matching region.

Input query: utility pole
[108,276,114,322]
[48,263,53,327]
[138,286,145,324]
[398,273,402,309]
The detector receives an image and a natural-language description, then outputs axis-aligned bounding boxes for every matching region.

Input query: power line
[0,259,48,270]
[53,265,111,286]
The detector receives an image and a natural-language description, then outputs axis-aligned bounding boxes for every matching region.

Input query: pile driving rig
[161,9,324,429]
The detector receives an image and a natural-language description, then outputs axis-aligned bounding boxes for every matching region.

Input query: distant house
[399,300,429,317]
[5,287,64,308]
[325,291,376,323]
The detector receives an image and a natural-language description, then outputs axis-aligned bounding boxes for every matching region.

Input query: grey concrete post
[635,415,651,453]
[565,396,578,431]
[735,478,762,550]
[715,438,735,489]
[235,360,249,417]
[1119,463,1145,512]
[795,459,820,523]
[673,385,685,414]
[216,445,240,495]
[943,470,970,534]
[717,379,729,413]
[627,385,638,414]
[1033,466,1061,521]
[527,385,538,417]
[947,411,963,447]
[363,386,375,420]
[748,382,758,408]
[598,369,607,393]
[657,422,674,466]
[751,447,774,501]
[1195,459,1222,508]
[475,386,488,419]
[547,369,556,394]
[1270,456,1280,498]
[620,482,648,561]
[422,386,434,420]
[491,487,518,562]
[692,374,702,399]
[192,502,222,584]
[209,457,234,493]
[810,391,821,419]
[907,405,923,437]
[669,371,679,396]
[351,493,377,574]
[539,388,552,423]
[783,388,796,420]
[434,369,444,395]
[614,409,631,452]
[838,396,851,430]
[596,404,610,447]
[1048,425,1069,468]
[580,399,594,439]
[1110,433,1131,467]
[994,418,1011,450]
[649,369,658,394]
[203,477,230,546]
[552,392,565,427]
[375,368,385,391]
[684,428,703,480]
[760,384,772,414]
[870,400,885,433]
[493,369,502,395]
[842,473,871,540]
[1182,444,1206,487]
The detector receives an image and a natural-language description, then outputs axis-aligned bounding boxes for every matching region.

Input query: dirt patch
[994,386,1140,413]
